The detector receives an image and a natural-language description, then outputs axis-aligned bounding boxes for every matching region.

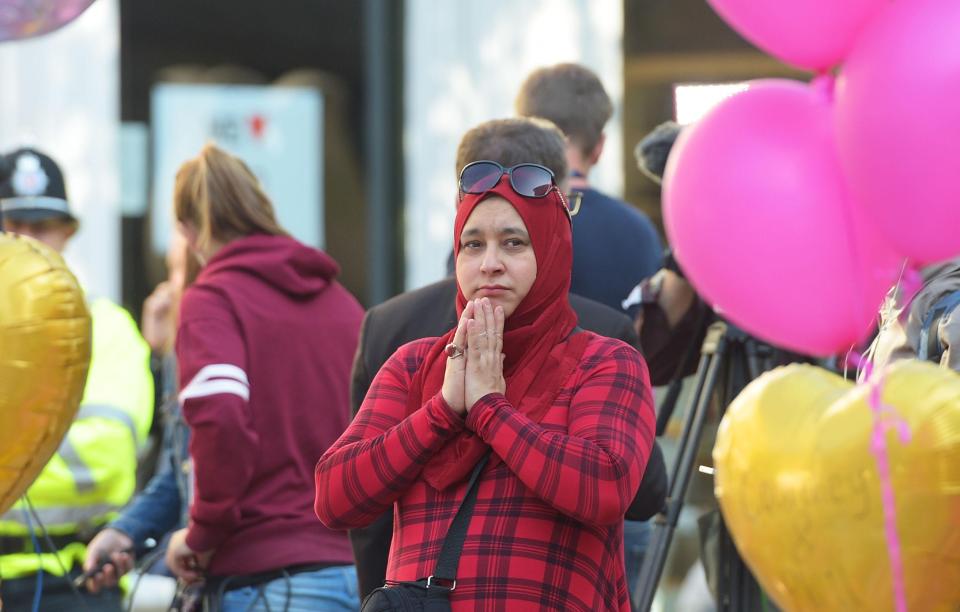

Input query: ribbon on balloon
[849,351,912,612]
[867,377,911,612]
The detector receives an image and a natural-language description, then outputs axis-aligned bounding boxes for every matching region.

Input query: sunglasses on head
[458,160,580,217]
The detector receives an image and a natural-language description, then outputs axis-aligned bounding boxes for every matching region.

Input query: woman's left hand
[464,298,506,411]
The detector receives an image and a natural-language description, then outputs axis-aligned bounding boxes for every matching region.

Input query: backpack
[918,290,960,364]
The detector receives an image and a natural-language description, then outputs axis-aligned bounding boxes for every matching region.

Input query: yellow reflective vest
[0,298,153,578]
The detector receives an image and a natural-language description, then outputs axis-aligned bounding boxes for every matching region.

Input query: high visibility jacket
[0,298,153,578]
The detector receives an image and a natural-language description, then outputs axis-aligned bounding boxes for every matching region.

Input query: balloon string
[868,372,911,612]
[846,349,872,380]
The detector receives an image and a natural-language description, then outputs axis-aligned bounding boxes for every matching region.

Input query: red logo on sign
[248,114,266,140]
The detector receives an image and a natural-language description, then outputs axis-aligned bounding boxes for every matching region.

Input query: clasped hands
[441,298,506,416]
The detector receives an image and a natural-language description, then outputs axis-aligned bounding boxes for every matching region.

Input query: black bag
[360,580,455,612]
[919,289,960,363]
[359,453,489,612]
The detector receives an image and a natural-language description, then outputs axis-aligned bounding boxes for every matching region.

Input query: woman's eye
[461,241,482,250]
[504,238,526,248]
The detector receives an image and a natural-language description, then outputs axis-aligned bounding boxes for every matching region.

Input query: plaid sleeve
[315,339,466,530]
[466,340,655,525]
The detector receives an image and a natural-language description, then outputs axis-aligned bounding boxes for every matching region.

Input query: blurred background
[0,0,804,313]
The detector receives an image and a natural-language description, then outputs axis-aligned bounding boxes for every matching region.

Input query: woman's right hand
[441,300,473,416]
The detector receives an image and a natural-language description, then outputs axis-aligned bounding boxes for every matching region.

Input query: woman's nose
[480,247,504,273]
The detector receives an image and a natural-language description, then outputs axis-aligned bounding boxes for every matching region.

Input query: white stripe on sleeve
[179,363,250,403]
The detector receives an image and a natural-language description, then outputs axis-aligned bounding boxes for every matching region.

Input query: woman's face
[456,196,537,318]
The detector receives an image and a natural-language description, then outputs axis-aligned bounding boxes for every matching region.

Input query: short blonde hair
[173,144,288,251]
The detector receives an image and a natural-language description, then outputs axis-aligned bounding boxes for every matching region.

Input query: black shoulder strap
[431,451,491,583]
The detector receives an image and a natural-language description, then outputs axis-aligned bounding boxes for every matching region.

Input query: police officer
[0,148,153,611]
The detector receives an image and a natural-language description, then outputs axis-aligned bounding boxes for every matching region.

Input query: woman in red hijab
[316,162,655,611]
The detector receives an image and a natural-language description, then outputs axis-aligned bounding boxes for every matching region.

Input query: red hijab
[407,177,591,490]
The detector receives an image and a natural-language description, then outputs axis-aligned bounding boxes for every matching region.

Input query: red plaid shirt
[316,333,655,611]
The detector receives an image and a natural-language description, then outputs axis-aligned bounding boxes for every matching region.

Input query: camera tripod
[634,320,780,612]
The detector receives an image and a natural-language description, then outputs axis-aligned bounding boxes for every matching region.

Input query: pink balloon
[707,0,886,71]
[835,0,960,265]
[0,0,95,43]
[663,79,900,356]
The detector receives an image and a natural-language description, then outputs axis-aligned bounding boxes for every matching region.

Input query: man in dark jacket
[516,63,663,313]
[348,117,667,599]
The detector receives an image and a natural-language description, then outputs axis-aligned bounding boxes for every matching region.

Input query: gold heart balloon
[0,233,90,515]
[714,361,960,611]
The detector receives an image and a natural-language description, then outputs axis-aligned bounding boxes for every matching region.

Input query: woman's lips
[476,286,509,297]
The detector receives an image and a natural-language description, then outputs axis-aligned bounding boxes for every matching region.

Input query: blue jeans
[211,565,359,612]
[624,519,652,610]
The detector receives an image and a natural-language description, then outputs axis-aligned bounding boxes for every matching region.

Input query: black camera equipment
[634,320,783,612]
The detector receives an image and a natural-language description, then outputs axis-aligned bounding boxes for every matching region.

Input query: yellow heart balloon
[0,233,90,515]
[715,361,960,611]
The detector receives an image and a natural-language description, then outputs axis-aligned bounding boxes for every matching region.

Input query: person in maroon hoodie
[164,144,363,611]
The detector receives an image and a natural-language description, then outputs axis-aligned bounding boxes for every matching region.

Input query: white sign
[674,82,751,125]
[151,83,324,253]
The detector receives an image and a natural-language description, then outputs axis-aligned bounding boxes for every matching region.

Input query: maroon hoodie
[176,233,362,576]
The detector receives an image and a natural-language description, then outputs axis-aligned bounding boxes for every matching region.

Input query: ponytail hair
[173,143,288,251]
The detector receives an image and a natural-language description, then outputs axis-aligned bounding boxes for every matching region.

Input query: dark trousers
[0,569,122,612]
